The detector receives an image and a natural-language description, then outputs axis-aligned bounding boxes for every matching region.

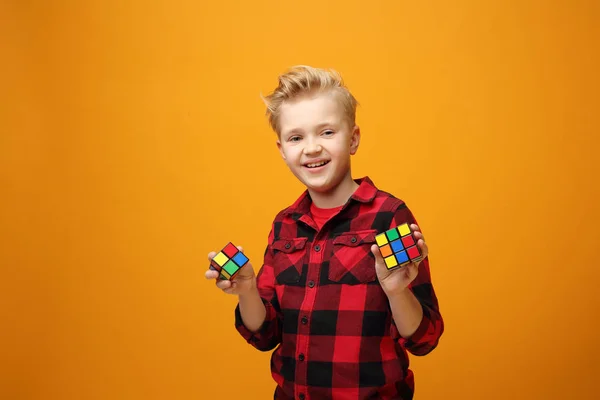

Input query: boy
[205,65,444,399]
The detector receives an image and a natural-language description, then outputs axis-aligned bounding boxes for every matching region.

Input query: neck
[308,170,359,209]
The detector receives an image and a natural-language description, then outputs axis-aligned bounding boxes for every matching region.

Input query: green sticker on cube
[223,260,239,275]
[386,228,399,241]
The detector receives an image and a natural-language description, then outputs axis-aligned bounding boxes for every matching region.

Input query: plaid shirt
[234,177,443,400]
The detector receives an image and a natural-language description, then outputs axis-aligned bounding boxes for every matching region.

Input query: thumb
[236,260,255,278]
[371,244,386,271]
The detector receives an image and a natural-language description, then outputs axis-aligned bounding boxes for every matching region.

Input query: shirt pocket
[328,229,378,284]
[271,237,308,285]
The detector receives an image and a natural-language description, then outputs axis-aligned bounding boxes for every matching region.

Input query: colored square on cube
[398,223,411,237]
[390,239,404,252]
[395,250,409,264]
[209,242,250,280]
[220,269,231,279]
[385,228,399,241]
[232,252,249,266]
[376,234,388,247]
[406,246,421,260]
[223,242,238,258]
[212,252,228,267]
[402,235,415,247]
[384,255,398,268]
[223,260,239,276]
[376,223,422,270]
[379,244,393,258]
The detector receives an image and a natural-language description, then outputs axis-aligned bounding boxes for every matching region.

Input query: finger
[237,262,254,278]
[215,279,232,290]
[205,270,219,280]
[236,245,244,253]
[239,261,253,270]
[410,224,420,232]
[417,239,429,258]
[207,251,217,262]
[413,230,424,240]
[370,244,384,265]
[222,286,237,295]
[408,262,419,277]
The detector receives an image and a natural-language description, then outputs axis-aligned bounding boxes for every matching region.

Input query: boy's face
[276,91,360,196]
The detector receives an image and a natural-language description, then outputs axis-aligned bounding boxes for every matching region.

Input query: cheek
[283,148,301,164]
[329,144,350,162]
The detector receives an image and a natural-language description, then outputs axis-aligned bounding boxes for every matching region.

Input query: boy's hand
[204,246,257,296]
[371,224,429,296]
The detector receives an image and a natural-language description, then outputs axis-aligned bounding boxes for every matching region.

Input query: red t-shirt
[309,202,343,230]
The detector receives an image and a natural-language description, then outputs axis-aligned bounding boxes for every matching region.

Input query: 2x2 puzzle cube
[210,242,249,280]
[375,223,423,270]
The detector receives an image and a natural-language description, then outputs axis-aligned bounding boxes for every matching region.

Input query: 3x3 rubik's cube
[210,242,249,280]
[376,223,423,270]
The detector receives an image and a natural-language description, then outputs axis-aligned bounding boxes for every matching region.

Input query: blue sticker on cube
[232,251,249,267]
[395,251,409,264]
[390,239,404,252]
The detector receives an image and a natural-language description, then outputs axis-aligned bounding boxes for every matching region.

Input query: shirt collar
[283,176,378,216]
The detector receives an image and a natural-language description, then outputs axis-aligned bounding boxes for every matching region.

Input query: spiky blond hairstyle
[261,65,359,135]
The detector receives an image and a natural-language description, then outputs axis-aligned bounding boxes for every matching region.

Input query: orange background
[1,1,599,399]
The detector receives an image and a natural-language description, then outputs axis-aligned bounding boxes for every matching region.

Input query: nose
[303,137,322,155]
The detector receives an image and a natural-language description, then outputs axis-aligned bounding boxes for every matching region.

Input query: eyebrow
[316,122,338,129]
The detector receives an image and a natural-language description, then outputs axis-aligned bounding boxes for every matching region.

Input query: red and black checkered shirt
[234,177,444,400]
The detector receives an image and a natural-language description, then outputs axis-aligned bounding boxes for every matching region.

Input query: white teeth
[307,161,327,168]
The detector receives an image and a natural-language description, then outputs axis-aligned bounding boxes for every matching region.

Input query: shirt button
[299,353,305,361]
[314,244,321,252]
[301,316,308,324]
[285,243,291,249]
[351,237,357,243]
[299,394,305,400]
[308,280,315,288]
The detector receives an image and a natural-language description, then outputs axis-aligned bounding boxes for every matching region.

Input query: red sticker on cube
[402,235,415,247]
[407,246,420,259]
[223,242,238,257]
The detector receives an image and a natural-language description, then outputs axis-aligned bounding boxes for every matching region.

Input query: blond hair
[261,65,359,135]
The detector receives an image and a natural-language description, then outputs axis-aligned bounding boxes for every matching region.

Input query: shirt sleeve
[234,226,282,352]
[389,202,445,356]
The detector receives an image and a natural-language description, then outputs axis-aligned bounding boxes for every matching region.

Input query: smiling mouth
[305,160,330,168]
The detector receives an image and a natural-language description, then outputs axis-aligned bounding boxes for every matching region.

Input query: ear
[276,138,287,160]
[349,125,361,155]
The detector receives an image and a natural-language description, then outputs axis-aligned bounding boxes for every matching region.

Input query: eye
[322,130,334,136]
[289,135,301,142]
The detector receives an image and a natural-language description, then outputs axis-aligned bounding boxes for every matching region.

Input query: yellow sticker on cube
[384,255,398,268]
[376,234,388,247]
[213,252,228,267]
[398,223,411,237]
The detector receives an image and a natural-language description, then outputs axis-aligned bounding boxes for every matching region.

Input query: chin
[307,185,332,194]
[305,178,339,194]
